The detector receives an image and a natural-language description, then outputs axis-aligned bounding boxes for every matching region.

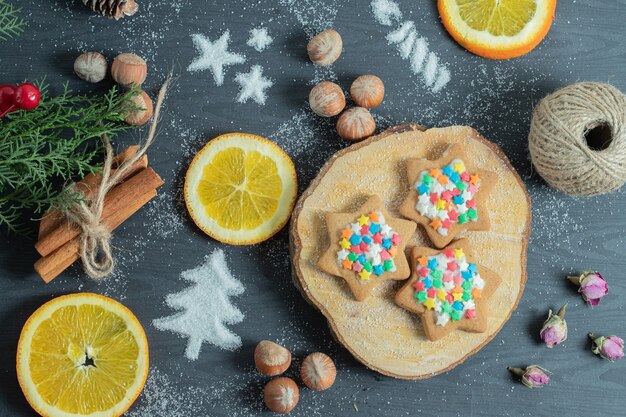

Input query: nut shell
[254,340,291,376]
[350,75,385,108]
[111,53,147,87]
[336,107,376,141]
[74,52,107,83]
[124,90,153,126]
[263,377,299,414]
[309,81,345,117]
[307,29,343,67]
[300,352,336,391]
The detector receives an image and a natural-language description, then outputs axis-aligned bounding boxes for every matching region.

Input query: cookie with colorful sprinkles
[317,195,417,301]
[399,143,497,248]
[395,239,502,341]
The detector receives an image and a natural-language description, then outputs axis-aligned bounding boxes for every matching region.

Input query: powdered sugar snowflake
[234,65,274,105]
[247,27,273,52]
[187,30,246,86]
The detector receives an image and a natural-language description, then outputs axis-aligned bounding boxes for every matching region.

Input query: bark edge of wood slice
[289,124,531,379]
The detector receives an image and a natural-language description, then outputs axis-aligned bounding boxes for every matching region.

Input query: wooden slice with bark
[290,124,530,379]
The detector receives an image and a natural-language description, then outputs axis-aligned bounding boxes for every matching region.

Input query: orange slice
[16,293,149,417]
[184,133,297,245]
[438,0,557,59]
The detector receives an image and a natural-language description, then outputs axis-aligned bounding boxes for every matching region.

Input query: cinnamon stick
[35,167,164,257]
[34,187,159,283]
[38,146,148,239]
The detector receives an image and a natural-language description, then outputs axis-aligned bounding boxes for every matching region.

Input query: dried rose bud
[589,334,624,362]
[540,304,567,348]
[508,365,550,388]
[567,271,608,305]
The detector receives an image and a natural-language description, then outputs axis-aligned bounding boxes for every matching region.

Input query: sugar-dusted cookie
[318,195,417,301]
[395,239,502,341]
[399,144,496,248]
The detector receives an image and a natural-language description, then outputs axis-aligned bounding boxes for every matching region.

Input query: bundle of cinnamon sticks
[34,146,164,283]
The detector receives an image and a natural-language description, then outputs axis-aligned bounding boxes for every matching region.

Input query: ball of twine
[529,82,626,196]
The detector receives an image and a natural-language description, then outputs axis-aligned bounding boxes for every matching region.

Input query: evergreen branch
[0,0,26,41]
[0,81,140,235]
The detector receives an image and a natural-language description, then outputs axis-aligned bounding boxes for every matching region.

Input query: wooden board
[290,125,531,379]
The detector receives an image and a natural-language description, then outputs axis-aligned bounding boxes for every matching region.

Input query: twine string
[529,82,626,196]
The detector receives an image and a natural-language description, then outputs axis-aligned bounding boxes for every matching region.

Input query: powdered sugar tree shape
[153,249,245,360]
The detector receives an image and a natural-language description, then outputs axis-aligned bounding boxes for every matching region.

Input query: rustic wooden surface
[291,125,530,379]
[0,0,625,416]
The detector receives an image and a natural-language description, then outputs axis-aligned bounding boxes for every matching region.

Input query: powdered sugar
[126,369,209,417]
[247,27,273,52]
[187,30,246,86]
[278,0,338,37]
[234,65,274,105]
[153,249,245,360]
[423,52,439,87]
[388,21,415,58]
[375,0,451,92]
[371,0,402,26]
[433,67,452,93]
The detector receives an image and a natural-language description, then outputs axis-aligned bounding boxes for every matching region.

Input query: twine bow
[64,75,172,280]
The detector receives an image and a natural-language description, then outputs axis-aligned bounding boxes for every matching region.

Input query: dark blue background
[0,1,624,415]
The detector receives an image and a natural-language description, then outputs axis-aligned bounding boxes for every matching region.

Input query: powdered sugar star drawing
[153,249,245,360]
[235,65,274,105]
[188,30,246,86]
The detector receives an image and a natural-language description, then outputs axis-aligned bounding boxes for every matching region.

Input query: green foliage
[0,81,139,234]
[0,0,26,41]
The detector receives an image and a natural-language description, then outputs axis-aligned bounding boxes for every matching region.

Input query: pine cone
[82,0,139,20]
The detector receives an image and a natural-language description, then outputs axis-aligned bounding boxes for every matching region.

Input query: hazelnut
[124,90,153,126]
[336,107,376,141]
[111,53,147,87]
[300,352,336,391]
[263,377,299,414]
[115,0,138,19]
[350,75,385,109]
[254,340,291,377]
[309,81,345,117]
[74,52,107,83]
[307,29,342,67]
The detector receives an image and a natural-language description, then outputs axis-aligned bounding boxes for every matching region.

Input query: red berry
[0,84,16,118]
[0,84,15,107]
[14,83,41,111]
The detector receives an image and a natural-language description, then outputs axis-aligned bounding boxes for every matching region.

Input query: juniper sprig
[0,81,139,234]
[0,0,26,41]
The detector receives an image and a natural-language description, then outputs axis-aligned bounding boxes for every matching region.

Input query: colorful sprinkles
[414,159,481,236]
[412,248,485,327]
[336,211,401,281]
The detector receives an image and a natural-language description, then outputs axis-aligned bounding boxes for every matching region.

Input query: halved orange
[184,133,297,245]
[16,293,149,417]
[438,0,557,59]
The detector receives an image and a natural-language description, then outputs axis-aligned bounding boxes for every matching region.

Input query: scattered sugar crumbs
[128,361,374,417]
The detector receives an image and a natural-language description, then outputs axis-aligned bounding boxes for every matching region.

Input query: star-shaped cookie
[318,195,417,301]
[395,239,502,341]
[399,144,497,249]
